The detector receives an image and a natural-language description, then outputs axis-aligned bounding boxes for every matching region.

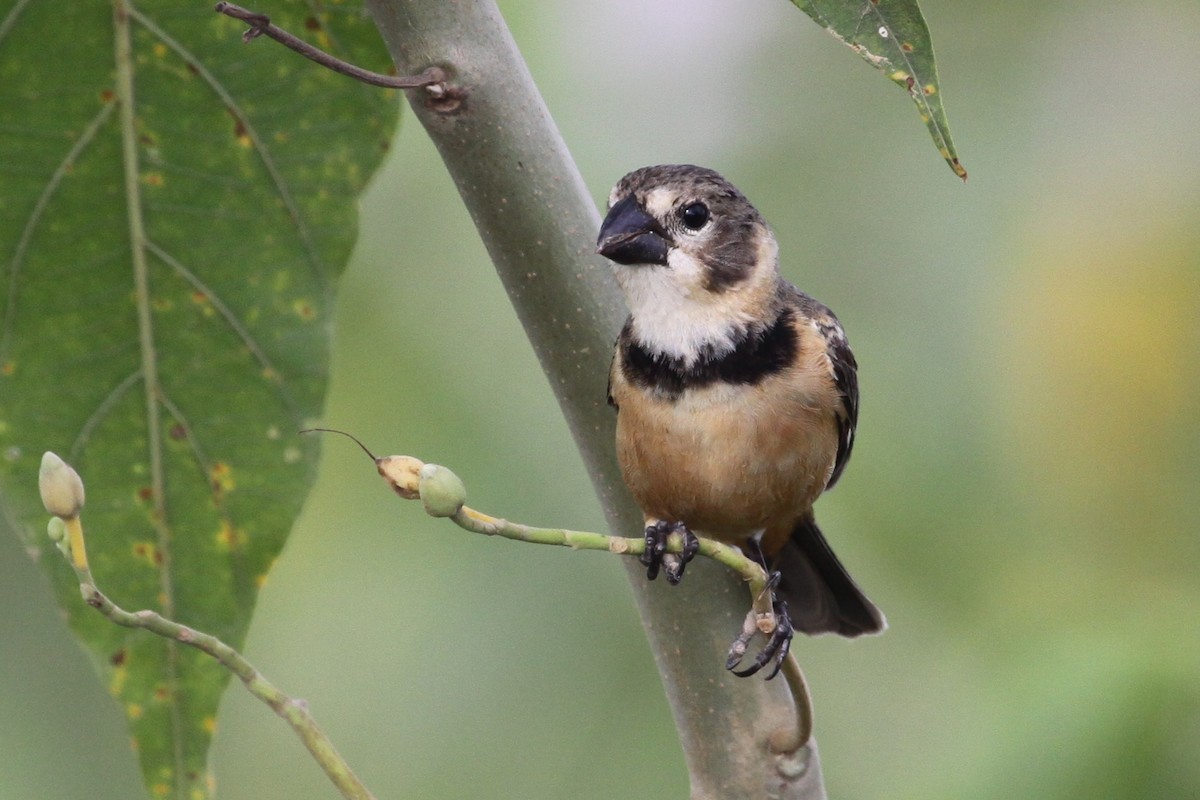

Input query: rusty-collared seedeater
[597,165,885,678]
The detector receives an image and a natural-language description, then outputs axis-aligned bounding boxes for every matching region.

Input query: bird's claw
[726,571,794,680]
[640,521,699,584]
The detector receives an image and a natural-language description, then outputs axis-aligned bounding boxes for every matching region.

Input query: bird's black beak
[596,195,670,266]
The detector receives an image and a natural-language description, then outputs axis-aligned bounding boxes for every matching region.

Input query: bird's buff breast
[615,381,835,541]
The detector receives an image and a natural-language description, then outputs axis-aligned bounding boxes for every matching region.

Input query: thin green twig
[364,447,814,750]
[451,503,813,749]
[38,452,374,800]
[76,581,375,800]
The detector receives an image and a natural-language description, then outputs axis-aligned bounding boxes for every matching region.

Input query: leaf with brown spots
[787,0,967,179]
[0,1,399,796]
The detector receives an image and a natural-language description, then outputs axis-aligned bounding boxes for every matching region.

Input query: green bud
[47,516,68,543]
[418,463,466,517]
[39,452,85,519]
[46,518,73,560]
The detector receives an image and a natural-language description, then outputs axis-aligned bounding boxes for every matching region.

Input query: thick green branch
[362,1,829,796]
[225,2,833,794]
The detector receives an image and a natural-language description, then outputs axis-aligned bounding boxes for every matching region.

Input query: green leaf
[788,0,967,179]
[0,1,398,796]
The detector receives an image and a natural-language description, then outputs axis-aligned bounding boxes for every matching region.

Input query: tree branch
[362,2,829,796]
[346,444,815,749]
[214,1,443,90]
[81,585,375,800]
[38,453,375,800]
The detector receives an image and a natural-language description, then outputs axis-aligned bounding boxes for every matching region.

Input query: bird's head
[597,164,782,360]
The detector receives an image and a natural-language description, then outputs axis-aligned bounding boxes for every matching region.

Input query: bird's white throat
[614,255,758,366]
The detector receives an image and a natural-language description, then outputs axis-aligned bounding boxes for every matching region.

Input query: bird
[596,164,885,678]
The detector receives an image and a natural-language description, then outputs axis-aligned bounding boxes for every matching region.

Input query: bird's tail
[773,516,886,637]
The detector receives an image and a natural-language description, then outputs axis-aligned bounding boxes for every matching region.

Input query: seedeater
[596,165,885,678]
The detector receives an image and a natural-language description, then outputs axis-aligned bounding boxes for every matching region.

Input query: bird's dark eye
[679,202,710,231]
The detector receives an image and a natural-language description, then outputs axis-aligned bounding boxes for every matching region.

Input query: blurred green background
[2,1,1198,798]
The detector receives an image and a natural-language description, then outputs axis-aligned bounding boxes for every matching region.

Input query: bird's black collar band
[620,308,797,399]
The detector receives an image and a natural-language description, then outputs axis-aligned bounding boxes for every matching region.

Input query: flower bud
[418,463,466,517]
[376,455,424,499]
[39,452,85,519]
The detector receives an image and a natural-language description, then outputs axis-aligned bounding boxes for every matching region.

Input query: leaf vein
[1,100,117,366]
[861,2,958,166]
[145,239,300,419]
[129,5,327,287]
[113,4,186,792]
[0,0,35,47]
[69,369,144,463]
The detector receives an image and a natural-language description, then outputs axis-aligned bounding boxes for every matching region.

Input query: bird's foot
[725,571,794,680]
[640,520,699,584]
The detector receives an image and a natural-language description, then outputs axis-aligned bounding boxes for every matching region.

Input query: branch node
[773,745,812,778]
[423,77,466,114]
[235,10,270,42]
[608,537,631,555]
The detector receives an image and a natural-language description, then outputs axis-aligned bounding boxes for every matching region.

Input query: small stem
[448,495,812,748]
[213,2,444,91]
[68,546,375,800]
[455,505,769,592]
[329,438,814,751]
[777,655,813,752]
